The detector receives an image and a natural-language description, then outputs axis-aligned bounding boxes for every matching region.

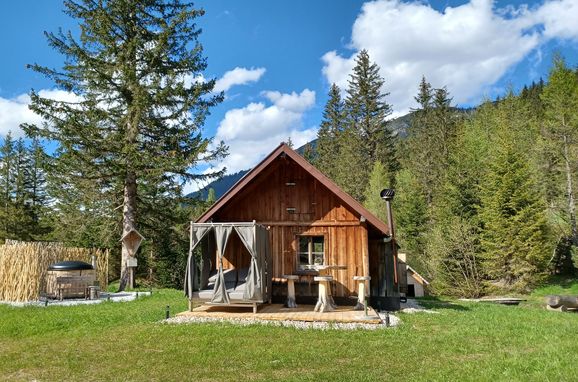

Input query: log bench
[56,275,94,300]
[545,295,578,312]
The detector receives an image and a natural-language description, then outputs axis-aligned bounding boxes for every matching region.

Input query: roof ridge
[196,142,390,236]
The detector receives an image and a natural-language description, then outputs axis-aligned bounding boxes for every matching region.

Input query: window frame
[296,234,326,269]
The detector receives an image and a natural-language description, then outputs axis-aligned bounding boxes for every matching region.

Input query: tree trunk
[118,171,137,291]
[118,11,140,291]
[563,135,578,246]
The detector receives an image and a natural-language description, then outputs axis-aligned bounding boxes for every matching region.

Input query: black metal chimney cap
[380,188,395,200]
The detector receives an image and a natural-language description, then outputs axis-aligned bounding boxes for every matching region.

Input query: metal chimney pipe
[380,189,397,284]
[380,189,396,238]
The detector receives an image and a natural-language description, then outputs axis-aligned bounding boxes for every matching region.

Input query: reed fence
[0,241,108,302]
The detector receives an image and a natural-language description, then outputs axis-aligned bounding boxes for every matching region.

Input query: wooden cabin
[191,143,400,311]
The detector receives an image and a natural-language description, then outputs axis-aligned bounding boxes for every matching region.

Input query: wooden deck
[177,303,382,324]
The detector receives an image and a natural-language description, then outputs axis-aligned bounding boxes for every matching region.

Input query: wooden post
[129,267,134,289]
[361,225,370,297]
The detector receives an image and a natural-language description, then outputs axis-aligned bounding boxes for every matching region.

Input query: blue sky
[1,0,577,192]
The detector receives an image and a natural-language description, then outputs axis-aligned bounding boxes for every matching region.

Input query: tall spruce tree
[478,94,550,292]
[315,83,344,179]
[423,100,495,295]
[0,133,17,239]
[343,50,397,194]
[404,77,434,203]
[394,169,428,272]
[397,78,460,276]
[404,78,458,205]
[334,124,367,201]
[431,87,457,166]
[25,137,53,239]
[23,0,226,290]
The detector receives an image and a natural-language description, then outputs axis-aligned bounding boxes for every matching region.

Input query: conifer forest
[313,51,578,297]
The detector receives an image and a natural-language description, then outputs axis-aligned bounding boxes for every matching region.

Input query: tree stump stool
[281,275,299,308]
[353,275,371,311]
[314,276,335,313]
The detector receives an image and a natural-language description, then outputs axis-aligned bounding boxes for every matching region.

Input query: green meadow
[1,280,578,381]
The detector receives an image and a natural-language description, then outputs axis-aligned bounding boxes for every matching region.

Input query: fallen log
[545,295,578,312]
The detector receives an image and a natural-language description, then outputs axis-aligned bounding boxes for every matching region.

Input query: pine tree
[479,94,551,292]
[334,124,367,201]
[431,87,457,165]
[302,143,314,163]
[26,137,53,239]
[404,77,434,203]
[23,0,226,290]
[404,78,458,205]
[344,50,397,194]
[394,169,428,272]
[13,138,30,206]
[206,188,216,205]
[316,83,344,179]
[0,133,15,239]
[423,100,496,295]
[363,161,390,223]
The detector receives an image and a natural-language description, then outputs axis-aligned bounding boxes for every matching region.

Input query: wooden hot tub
[45,261,96,299]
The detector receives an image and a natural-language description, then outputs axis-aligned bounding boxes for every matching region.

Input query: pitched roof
[407,265,430,285]
[197,143,390,236]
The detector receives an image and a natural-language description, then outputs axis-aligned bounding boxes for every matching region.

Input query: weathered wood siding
[210,156,370,297]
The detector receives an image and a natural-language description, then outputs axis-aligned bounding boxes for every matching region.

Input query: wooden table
[314,276,335,312]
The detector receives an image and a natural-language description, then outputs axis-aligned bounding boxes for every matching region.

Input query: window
[298,236,325,268]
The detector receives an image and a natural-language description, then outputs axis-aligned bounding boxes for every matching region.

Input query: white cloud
[182,73,205,88]
[261,89,315,112]
[213,67,266,93]
[322,0,578,113]
[0,89,83,137]
[0,95,40,137]
[209,89,317,173]
[532,0,578,41]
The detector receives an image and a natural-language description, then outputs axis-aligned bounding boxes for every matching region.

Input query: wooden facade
[197,143,400,308]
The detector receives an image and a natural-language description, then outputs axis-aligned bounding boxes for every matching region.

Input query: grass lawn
[1,280,578,382]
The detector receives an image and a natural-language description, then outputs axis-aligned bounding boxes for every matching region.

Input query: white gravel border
[1,291,151,307]
[162,310,401,331]
[400,298,439,314]
[161,299,438,330]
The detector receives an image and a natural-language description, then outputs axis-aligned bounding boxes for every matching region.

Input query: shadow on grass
[411,296,470,311]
